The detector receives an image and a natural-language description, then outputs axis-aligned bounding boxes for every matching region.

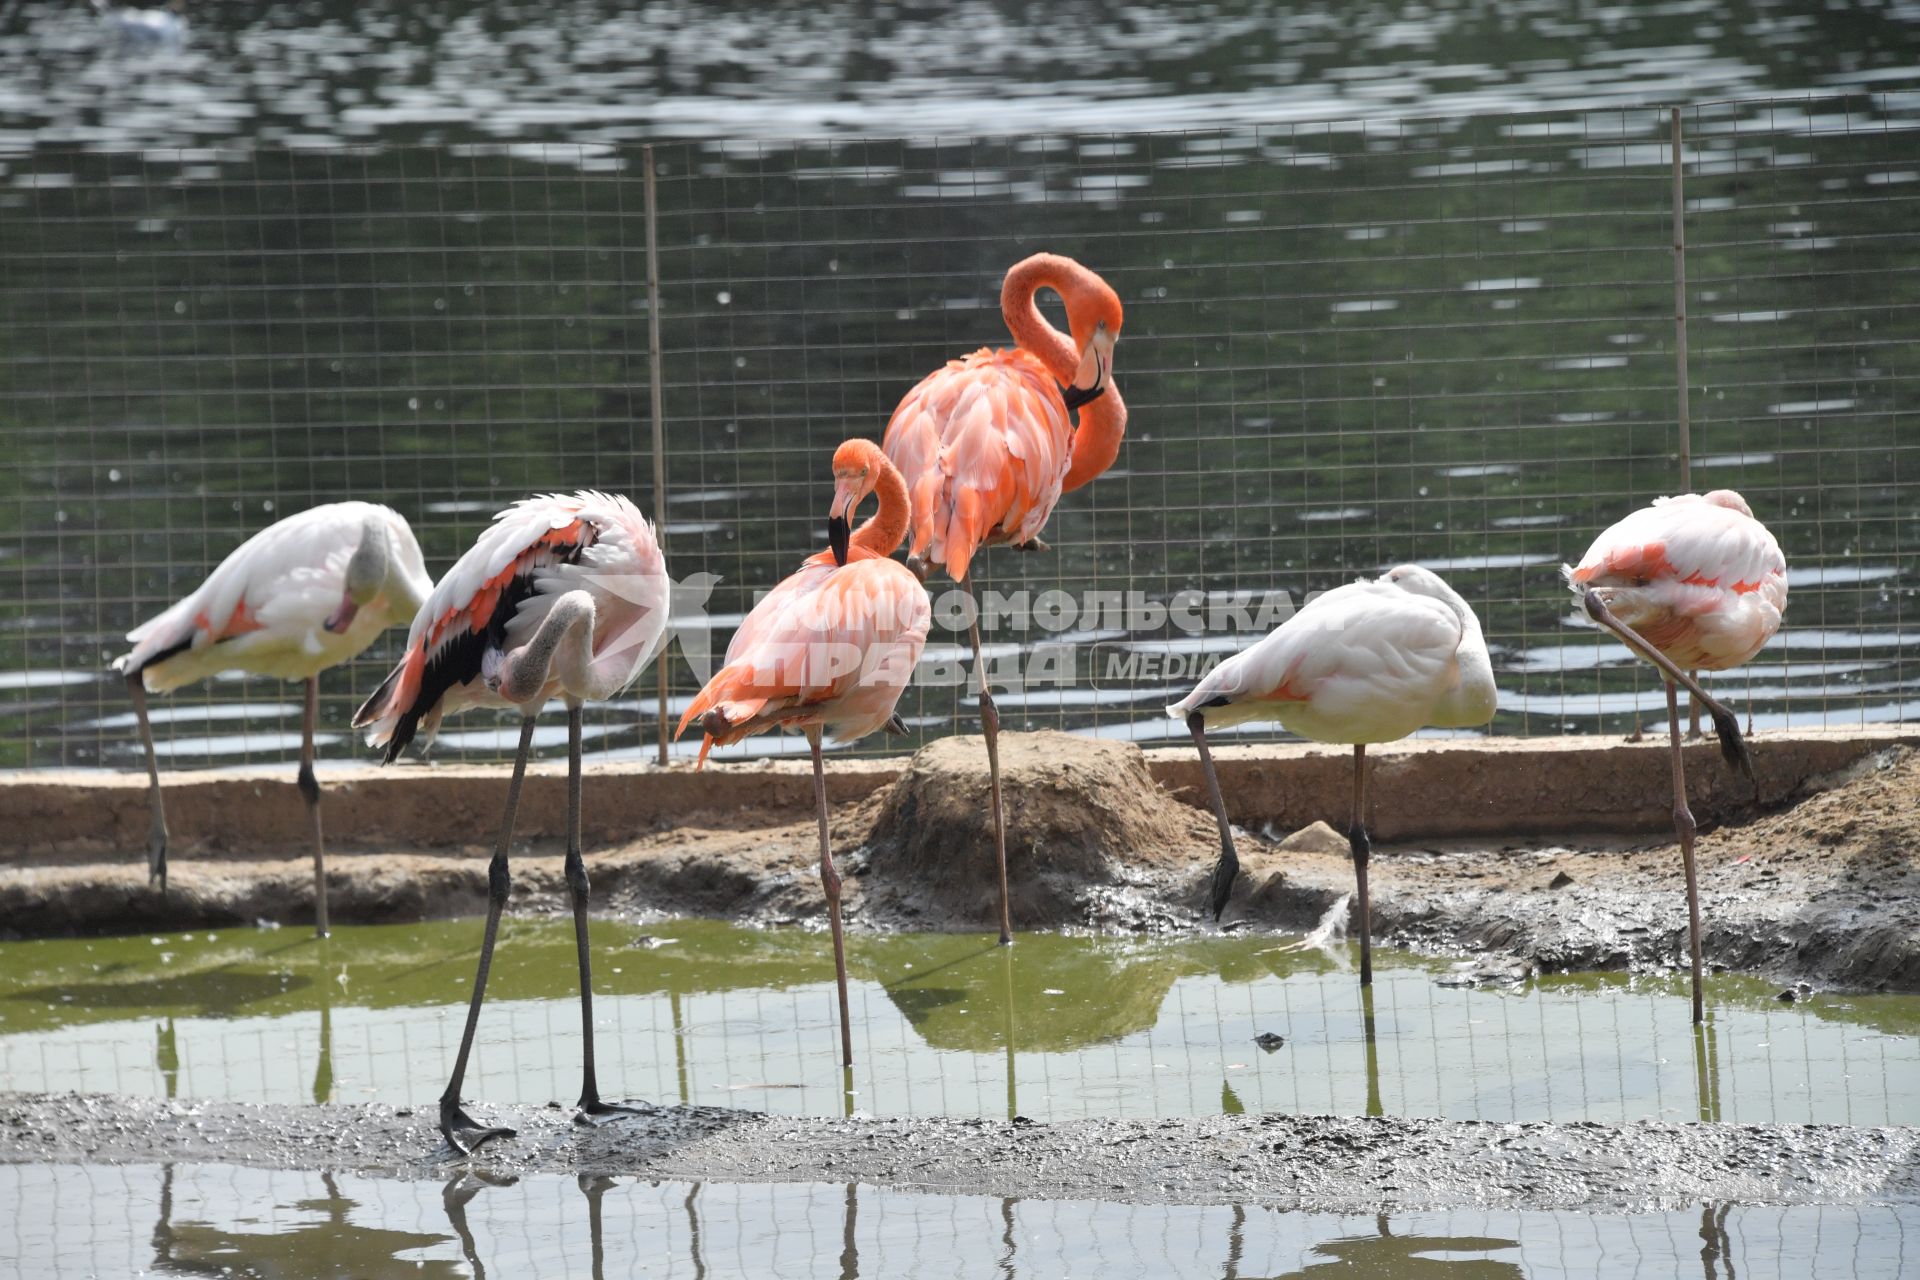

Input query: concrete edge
[1,727,1913,864]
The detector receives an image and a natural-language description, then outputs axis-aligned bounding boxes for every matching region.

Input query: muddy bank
[2,736,1916,994]
[3,1092,1915,1213]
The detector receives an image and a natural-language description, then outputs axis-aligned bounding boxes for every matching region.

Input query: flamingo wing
[1568,492,1786,669]
[1169,581,1464,742]
[118,502,397,690]
[882,348,1071,582]
[357,491,664,761]
[677,557,930,763]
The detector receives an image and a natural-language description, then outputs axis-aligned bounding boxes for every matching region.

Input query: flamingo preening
[1167,565,1497,986]
[112,502,432,936]
[882,253,1127,943]
[354,491,670,1154]
[1566,489,1786,1024]
[677,439,931,1067]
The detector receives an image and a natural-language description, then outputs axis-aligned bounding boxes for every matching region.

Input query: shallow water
[2,921,1914,1128]
[2,1161,1915,1279]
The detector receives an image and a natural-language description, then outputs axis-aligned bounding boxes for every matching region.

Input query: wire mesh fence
[0,93,1913,771]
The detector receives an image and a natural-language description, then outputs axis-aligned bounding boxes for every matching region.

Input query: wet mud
[1,735,1915,994]
[3,1092,1915,1213]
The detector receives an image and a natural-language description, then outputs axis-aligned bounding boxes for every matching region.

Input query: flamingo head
[1061,271,1123,413]
[827,438,884,566]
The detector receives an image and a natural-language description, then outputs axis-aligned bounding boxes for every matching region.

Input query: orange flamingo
[678,439,931,1066]
[1565,489,1787,1023]
[882,252,1127,943]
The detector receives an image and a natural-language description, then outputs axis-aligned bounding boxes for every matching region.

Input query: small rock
[1277,821,1347,856]
[1548,871,1575,890]
[1253,1032,1286,1052]
[1775,988,1799,1003]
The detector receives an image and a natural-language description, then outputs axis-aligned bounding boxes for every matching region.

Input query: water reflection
[4,921,1915,1128]
[3,1161,1912,1278]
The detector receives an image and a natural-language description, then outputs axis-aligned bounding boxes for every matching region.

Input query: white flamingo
[1167,565,1497,985]
[113,501,432,936]
[354,490,670,1155]
[1566,489,1786,1023]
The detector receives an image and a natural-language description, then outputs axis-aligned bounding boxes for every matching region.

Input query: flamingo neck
[1000,255,1081,384]
[1436,603,1498,728]
[1061,380,1129,494]
[852,446,912,557]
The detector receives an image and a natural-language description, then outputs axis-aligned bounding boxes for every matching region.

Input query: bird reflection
[443,1170,517,1280]
[149,1164,460,1277]
[1361,985,1383,1119]
[154,1017,179,1099]
[1693,1018,1722,1123]
[1263,1215,1524,1277]
[1698,1202,1736,1279]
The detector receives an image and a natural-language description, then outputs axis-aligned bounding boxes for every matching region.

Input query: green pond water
[1,920,1915,1127]
[3,1161,1915,1279]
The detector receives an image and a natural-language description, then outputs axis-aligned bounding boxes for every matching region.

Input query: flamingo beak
[828,483,856,566]
[1061,334,1109,412]
[323,592,359,633]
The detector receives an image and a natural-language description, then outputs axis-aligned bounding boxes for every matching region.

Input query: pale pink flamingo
[113,502,432,936]
[882,252,1126,943]
[1167,566,1497,986]
[676,439,931,1067]
[353,490,670,1154]
[1566,489,1786,1023]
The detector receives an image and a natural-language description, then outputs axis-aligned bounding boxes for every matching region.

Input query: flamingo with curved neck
[679,438,932,1067]
[881,252,1128,945]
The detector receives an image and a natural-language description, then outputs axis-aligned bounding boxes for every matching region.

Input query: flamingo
[676,439,930,1067]
[881,252,1126,943]
[112,501,432,936]
[1166,565,1497,986]
[1566,489,1785,1024]
[353,490,670,1154]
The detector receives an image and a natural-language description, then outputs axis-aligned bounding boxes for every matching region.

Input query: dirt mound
[859,731,1218,929]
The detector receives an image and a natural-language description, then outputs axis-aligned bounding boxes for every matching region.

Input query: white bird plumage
[1168,564,1497,983]
[113,501,433,931]
[352,489,671,1157]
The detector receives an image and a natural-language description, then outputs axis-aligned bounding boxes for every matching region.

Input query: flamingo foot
[905,553,929,583]
[574,1097,648,1128]
[1012,536,1051,554]
[440,1097,515,1157]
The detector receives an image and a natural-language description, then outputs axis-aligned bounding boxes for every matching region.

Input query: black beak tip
[1061,382,1106,413]
[828,515,850,567]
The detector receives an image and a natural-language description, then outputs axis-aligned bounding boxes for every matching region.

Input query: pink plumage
[354,491,668,762]
[1566,489,1787,672]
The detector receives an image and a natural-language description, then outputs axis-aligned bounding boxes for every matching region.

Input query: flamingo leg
[1349,744,1374,989]
[567,701,642,1123]
[1579,588,1758,799]
[437,715,534,1156]
[126,670,169,891]
[1687,668,1704,741]
[299,675,329,938]
[1666,679,1708,1025]
[810,727,854,1068]
[961,573,1013,945]
[1186,712,1239,921]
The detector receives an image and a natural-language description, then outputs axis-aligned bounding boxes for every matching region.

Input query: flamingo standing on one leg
[676,439,930,1067]
[882,252,1127,944]
[113,502,432,936]
[353,490,670,1154]
[1566,489,1785,1024]
[1166,566,1497,986]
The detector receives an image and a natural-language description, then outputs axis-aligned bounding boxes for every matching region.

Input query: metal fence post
[1671,106,1691,495]
[645,144,670,766]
